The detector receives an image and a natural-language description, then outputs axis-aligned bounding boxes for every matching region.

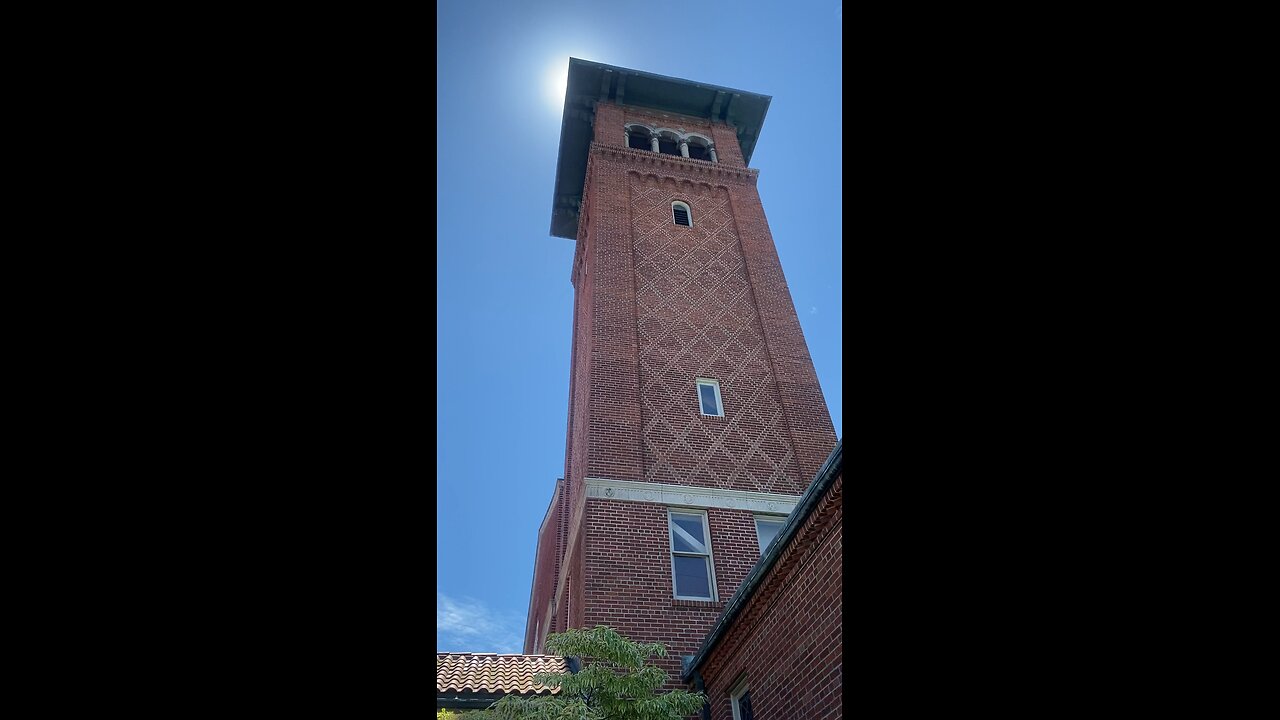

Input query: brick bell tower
[524,59,837,684]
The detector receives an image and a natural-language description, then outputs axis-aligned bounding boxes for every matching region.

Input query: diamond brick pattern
[630,177,802,493]
[436,653,565,695]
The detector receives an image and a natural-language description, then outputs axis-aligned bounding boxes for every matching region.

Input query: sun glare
[547,61,569,111]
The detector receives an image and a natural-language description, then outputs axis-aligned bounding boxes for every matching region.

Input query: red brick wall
[697,470,843,720]
[725,186,837,481]
[581,498,770,689]
[574,108,835,494]
[593,102,626,146]
[628,171,807,494]
[584,138,645,486]
[709,123,745,167]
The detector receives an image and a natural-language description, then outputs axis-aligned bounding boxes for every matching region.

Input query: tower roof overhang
[549,58,772,240]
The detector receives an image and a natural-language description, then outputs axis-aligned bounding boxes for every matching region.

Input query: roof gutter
[681,440,842,683]
[437,693,506,710]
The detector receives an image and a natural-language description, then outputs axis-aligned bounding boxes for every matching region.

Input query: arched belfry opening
[686,136,712,161]
[626,125,652,150]
[656,130,681,156]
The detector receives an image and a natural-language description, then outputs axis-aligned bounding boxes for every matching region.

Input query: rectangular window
[696,378,723,417]
[754,516,786,554]
[731,679,753,720]
[668,509,715,600]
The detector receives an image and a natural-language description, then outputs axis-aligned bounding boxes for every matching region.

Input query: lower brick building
[683,443,842,719]
[438,443,843,719]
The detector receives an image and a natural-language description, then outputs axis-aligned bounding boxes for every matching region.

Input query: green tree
[473,626,705,720]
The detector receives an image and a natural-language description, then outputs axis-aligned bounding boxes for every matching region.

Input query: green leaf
[511,627,706,720]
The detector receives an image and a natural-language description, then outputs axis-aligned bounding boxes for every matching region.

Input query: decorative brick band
[592,143,759,183]
[584,477,802,514]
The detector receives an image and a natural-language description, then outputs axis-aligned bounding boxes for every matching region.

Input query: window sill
[671,598,724,610]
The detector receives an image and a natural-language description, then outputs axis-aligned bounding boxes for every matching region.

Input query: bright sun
[546,61,569,110]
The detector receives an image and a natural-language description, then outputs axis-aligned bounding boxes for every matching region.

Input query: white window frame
[672,200,693,227]
[696,378,723,417]
[667,508,718,601]
[730,677,751,720]
[753,514,787,555]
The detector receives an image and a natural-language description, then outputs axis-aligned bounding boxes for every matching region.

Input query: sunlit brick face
[629,174,802,493]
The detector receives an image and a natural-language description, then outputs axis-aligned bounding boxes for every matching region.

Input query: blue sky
[437,0,842,654]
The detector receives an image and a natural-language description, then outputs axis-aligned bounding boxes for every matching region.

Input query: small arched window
[627,128,651,150]
[672,201,692,227]
[687,141,710,161]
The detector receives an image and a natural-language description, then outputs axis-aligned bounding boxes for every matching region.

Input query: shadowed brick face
[528,96,836,696]
[698,470,843,720]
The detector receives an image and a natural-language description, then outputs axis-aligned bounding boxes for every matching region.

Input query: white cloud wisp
[437,592,525,655]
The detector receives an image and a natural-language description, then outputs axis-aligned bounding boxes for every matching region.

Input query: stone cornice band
[585,477,801,514]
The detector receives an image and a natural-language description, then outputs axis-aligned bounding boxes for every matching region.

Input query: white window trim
[730,677,750,720]
[668,508,718,601]
[672,201,694,227]
[696,378,723,417]
[753,514,787,555]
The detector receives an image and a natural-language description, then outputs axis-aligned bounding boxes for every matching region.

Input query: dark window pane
[671,513,706,551]
[628,133,650,150]
[699,384,719,414]
[688,144,709,160]
[738,690,753,720]
[659,139,679,155]
[673,555,711,598]
[674,207,690,226]
[756,519,784,553]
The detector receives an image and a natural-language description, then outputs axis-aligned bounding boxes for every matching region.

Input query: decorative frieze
[585,477,801,514]
[593,143,758,183]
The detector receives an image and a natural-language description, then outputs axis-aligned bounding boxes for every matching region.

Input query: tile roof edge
[436,652,566,657]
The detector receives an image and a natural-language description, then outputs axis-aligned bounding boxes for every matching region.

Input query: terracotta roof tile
[436,653,566,696]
